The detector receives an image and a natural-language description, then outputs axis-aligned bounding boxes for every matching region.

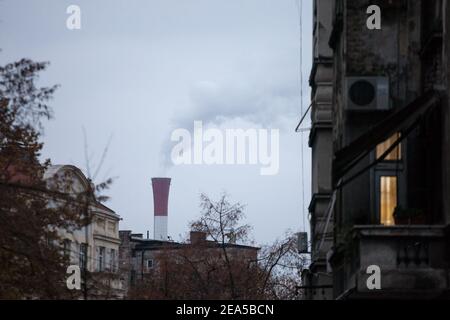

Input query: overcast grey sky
[0,0,312,245]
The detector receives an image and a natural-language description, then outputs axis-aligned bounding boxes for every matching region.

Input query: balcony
[330,225,450,299]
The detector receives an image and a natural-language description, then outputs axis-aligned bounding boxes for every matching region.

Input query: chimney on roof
[152,177,171,240]
[190,231,207,244]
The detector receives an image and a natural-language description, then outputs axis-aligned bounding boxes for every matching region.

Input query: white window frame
[98,246,105,272]
[79,243,87,270]
[110,249,116,272]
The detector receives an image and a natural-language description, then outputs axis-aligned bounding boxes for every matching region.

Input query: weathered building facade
[119,230,259,296]
[301,0,335,300]
[44,165,123,298]
[304,0,450,299]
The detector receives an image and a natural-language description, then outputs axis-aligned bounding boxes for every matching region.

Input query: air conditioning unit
[296,232,308,254]
[345,76,390,111]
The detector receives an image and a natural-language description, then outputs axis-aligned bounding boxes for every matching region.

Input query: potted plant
[393,206,426,225]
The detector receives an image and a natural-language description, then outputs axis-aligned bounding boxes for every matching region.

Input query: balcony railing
[330,225,450,299]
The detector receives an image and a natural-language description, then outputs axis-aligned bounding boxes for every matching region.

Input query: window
[110,249,116,272]
[380,176,397,226]
[146,259,154,270]
[63,239,72,258]
[98,246,105,271]
[376,133,401,161]
[79,243,87,270]
[374,132,402,225]
[108,221,116,233]
[46,235,53,247]
[97,218,105,230]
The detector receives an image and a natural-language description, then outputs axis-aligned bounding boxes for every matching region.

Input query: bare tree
[78,128,119,299]
[190,193,252,299]
[0,59,91,299]
[257,232,308,299]
[82,126,115,203]
[129,193,308,300]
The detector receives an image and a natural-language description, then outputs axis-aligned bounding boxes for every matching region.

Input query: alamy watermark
[367,5,381,30]
[170,121,279,176]
[66,5,81,30]
[366,265,381,290]
[64,4,381,31]
[66,265,81,290]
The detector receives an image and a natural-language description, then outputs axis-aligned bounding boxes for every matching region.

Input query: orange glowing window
[376,133,401,160]
[380,176,397,226]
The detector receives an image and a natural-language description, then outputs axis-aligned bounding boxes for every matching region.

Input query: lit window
[380,176,397,226]
[376,133,401,160]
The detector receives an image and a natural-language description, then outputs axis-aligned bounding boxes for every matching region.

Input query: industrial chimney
[152,177,171,240]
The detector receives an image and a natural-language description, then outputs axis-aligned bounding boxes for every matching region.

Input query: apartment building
[303,0,450,299]
[44,165,123,298]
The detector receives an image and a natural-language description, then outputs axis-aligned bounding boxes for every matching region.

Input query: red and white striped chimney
[151,177,171,240]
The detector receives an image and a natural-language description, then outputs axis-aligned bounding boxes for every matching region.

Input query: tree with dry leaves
[0,59,92,299]
[128,193,307,300]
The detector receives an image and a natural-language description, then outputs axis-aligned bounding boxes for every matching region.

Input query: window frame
[79,243,87,270]
[377,175,398,226]
[98,246,105,272]
[63,239,72,259]
[110,248,116,272]
[370,132,406,225]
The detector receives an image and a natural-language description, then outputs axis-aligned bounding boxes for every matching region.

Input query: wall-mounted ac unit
[345,76,390,111]
[297,232,308,254]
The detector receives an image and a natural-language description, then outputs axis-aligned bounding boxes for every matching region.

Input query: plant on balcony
[393,206,426,225]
